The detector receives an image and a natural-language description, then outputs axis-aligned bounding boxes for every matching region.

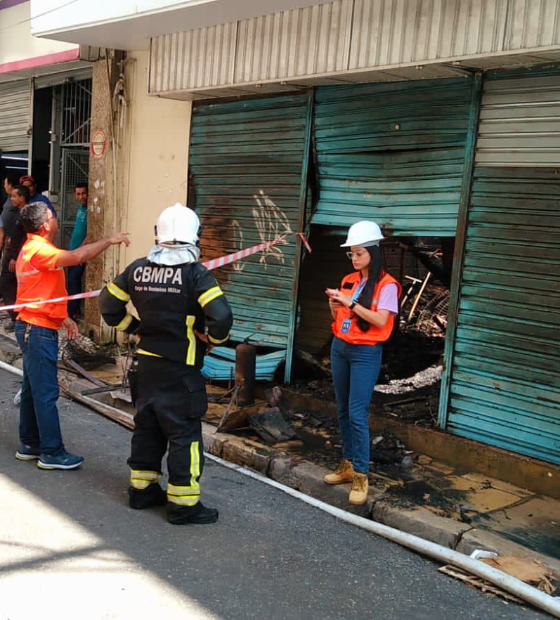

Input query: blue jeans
[330,336,382,474]
[15,321,65,456]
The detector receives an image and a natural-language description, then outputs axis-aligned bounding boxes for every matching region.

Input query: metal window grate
[60,78,92,147]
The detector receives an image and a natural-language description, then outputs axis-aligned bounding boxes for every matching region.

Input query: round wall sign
[90,129,107,159]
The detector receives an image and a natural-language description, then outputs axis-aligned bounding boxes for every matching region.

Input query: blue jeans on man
[330,336,382,474]
[15,321,65,455]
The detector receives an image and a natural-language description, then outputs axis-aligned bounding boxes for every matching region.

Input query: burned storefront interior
[295,230,452,426]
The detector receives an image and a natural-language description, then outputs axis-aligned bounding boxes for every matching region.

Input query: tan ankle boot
[348,473,368,505]
[324,459,354,485]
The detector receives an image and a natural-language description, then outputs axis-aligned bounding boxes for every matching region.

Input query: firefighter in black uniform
[99,203,233,525]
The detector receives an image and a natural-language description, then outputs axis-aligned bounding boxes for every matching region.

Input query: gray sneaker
[15,444,41,461]
[38,451,84,470]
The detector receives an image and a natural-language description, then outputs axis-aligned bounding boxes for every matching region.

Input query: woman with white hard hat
[324,220,401,505]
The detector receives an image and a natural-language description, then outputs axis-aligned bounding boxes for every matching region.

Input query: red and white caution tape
[296,232,312,254]
[0,234,307,314]
[201,236,286,271]
[0,290,102,313]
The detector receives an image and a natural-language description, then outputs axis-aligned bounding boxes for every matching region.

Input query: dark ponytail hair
[356,245,384,332]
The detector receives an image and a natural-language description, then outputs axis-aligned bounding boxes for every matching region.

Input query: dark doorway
[31,86,53,195]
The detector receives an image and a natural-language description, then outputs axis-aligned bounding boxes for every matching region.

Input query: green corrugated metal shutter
[0,80,31,152]
[189,94,311,350]
[313,78,475,236]
[444,167,560,464]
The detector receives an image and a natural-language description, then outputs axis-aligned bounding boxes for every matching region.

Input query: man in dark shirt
[19,175,56,217]
[0,174,25,262]
[2,172,20,215]
[1,185,30,330]
[0,173,17,253]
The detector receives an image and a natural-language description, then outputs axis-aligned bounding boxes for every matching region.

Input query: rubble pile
[370,428,409,465]
[400,280,449,338]
[60,335,119,369]
[375,365,442,394]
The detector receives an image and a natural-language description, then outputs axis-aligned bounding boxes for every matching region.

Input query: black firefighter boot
[167,502,219,525]
[129,483,168,509]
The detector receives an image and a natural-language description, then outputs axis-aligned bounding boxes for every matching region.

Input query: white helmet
[340,220,384,248]
[156,203,200,246]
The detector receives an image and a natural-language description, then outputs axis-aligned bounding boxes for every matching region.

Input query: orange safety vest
[16,234,68,330]
[332,271,401,346]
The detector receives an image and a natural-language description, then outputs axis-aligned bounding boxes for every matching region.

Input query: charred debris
[202,236,450,464]
[291,236,450,428]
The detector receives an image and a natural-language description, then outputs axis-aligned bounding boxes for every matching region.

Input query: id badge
[341,318,351,334]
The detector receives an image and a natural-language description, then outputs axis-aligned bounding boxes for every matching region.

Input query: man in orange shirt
[14,202,129,470]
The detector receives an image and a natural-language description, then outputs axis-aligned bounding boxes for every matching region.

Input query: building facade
[28,0,560,465]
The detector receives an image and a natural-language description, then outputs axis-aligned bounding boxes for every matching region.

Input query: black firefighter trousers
[128,355,208,507]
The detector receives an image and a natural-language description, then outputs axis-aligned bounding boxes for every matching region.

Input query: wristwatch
[349,301,357,310]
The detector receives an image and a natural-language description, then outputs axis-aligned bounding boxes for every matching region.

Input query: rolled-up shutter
[33,67,92,90]
[313,78,475,236]
[0,80,31,152]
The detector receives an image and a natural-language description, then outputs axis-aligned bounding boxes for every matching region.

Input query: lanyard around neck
[351,278,367,302]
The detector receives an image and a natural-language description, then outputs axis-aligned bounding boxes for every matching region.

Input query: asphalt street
[0,368,549,620]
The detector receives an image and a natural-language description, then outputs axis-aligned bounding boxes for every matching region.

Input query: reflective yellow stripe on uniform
[137,348,163,358]
[130,469,160,490]
[197,286,223,308]
[166,494,199,506]
[167,443,201,506]
[115,313,133,331]
[185,315,196,365]
[167,483,201,496]
[107,281,130,302]
[190,441,201,490]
